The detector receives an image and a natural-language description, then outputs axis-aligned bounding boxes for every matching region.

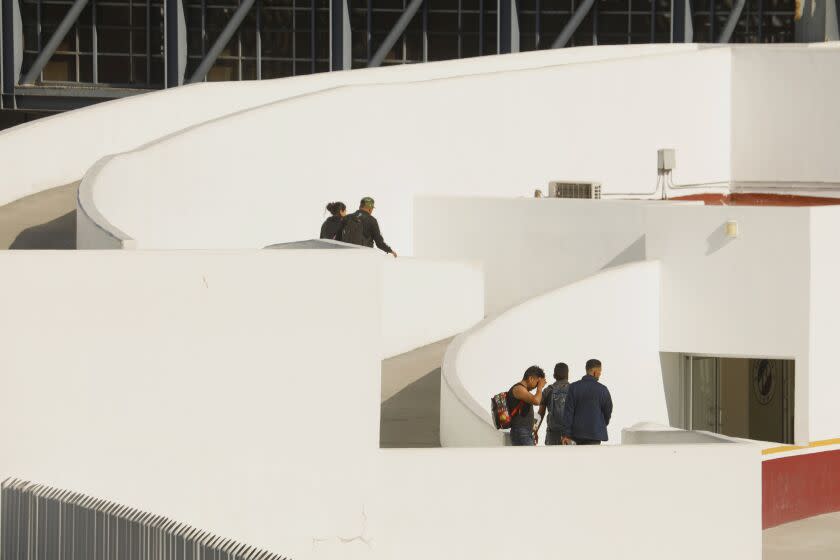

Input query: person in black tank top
[507,366,547,446]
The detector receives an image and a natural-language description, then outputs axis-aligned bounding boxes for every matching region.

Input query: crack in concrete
[311,506,373,551]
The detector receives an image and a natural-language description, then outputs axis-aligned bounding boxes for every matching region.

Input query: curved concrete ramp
[380,337,449,448]
[0,183,77,249]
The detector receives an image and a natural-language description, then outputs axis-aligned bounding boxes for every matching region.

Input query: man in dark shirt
[508,366,547,446]
[538,362,570,446]
[561,359,613,445]
[341,197,397,257]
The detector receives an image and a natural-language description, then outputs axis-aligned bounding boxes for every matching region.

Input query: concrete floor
[0,183,78,249]
[379,337,450,448]
[763,512,840,560]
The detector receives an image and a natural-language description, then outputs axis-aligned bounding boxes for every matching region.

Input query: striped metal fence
[1,478,289,560]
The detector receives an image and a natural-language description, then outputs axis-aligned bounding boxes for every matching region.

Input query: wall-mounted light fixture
[725,220,739,239]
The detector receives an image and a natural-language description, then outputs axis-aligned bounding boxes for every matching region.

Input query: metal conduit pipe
[189,0,256,83]
[20,0,90,84]
[551,0,596,49]
[717,0,746,43]
[368,0,425,67]
[601,174,668,198]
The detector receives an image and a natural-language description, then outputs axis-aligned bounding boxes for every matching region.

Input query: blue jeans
[545,431,564,446]
[510,426,535,446]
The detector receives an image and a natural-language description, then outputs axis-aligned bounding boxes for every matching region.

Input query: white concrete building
[2,43,840,559]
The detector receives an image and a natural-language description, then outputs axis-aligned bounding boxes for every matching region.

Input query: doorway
[684,356,795,444]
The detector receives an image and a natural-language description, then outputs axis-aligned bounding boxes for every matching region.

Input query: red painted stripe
[762,449,840,528]
[673,193,840,207]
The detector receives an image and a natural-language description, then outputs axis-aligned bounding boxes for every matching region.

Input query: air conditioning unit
[548,181,601,199]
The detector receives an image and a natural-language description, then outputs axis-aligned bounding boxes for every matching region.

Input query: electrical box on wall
[658,148,676,172]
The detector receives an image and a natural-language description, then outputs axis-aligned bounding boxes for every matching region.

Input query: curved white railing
[76,156,136,249]
[0,43,703,209]
[78,44,741,251]
[440,261,669,447]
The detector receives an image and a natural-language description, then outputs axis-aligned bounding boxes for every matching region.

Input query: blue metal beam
[368,0,424,67]
[21,0,90,84]
[650,0,656,42]
[1,0,15,104]
[757,0,764,41]
[825,0,840,41]
[671,0,693,43]
[165,0,187,87]
[552,0,595,48]
[331,0,350,71]
[189,0,253,83]
[717,0,746,43]
[835,0,840,39]
[498,0,519,54]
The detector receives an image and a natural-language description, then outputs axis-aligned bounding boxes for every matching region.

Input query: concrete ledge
[622,422,742,444]
[265,239,366,250]
[76,157,136,249]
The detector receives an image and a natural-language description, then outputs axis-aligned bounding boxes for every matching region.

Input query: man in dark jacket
[538,362,570,446]
[561,359,613,445]
[341,197,397,257]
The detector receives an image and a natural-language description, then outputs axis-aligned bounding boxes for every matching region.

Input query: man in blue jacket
[561,359,613,445]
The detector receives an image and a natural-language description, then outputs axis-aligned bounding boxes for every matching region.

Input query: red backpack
[491,389,525,430]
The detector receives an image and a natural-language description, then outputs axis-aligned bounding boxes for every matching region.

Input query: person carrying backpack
[538,362,570,446]
[340,197,398,257]
[506,366,546,446]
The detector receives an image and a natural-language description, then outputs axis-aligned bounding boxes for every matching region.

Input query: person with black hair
[320,202,347,240]
[507,365,546,446]
[537,362,570,446]
[561,359,613,445]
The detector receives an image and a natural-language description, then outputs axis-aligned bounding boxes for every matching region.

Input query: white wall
[429,199,839,446]
[730,46,840,187]
[259,244,484,359]
[381,257,484,358]
[647,204,813,443]
[0,250,383,560]
[441,261,667,447]
[0,43,702,208]
[374,444,761,560]
[0,251,761,560]
[415,196,654,314]
[79,47,732,252]
[808,207,840,441]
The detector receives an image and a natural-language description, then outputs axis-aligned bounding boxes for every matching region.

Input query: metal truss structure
[0,0,821,115]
